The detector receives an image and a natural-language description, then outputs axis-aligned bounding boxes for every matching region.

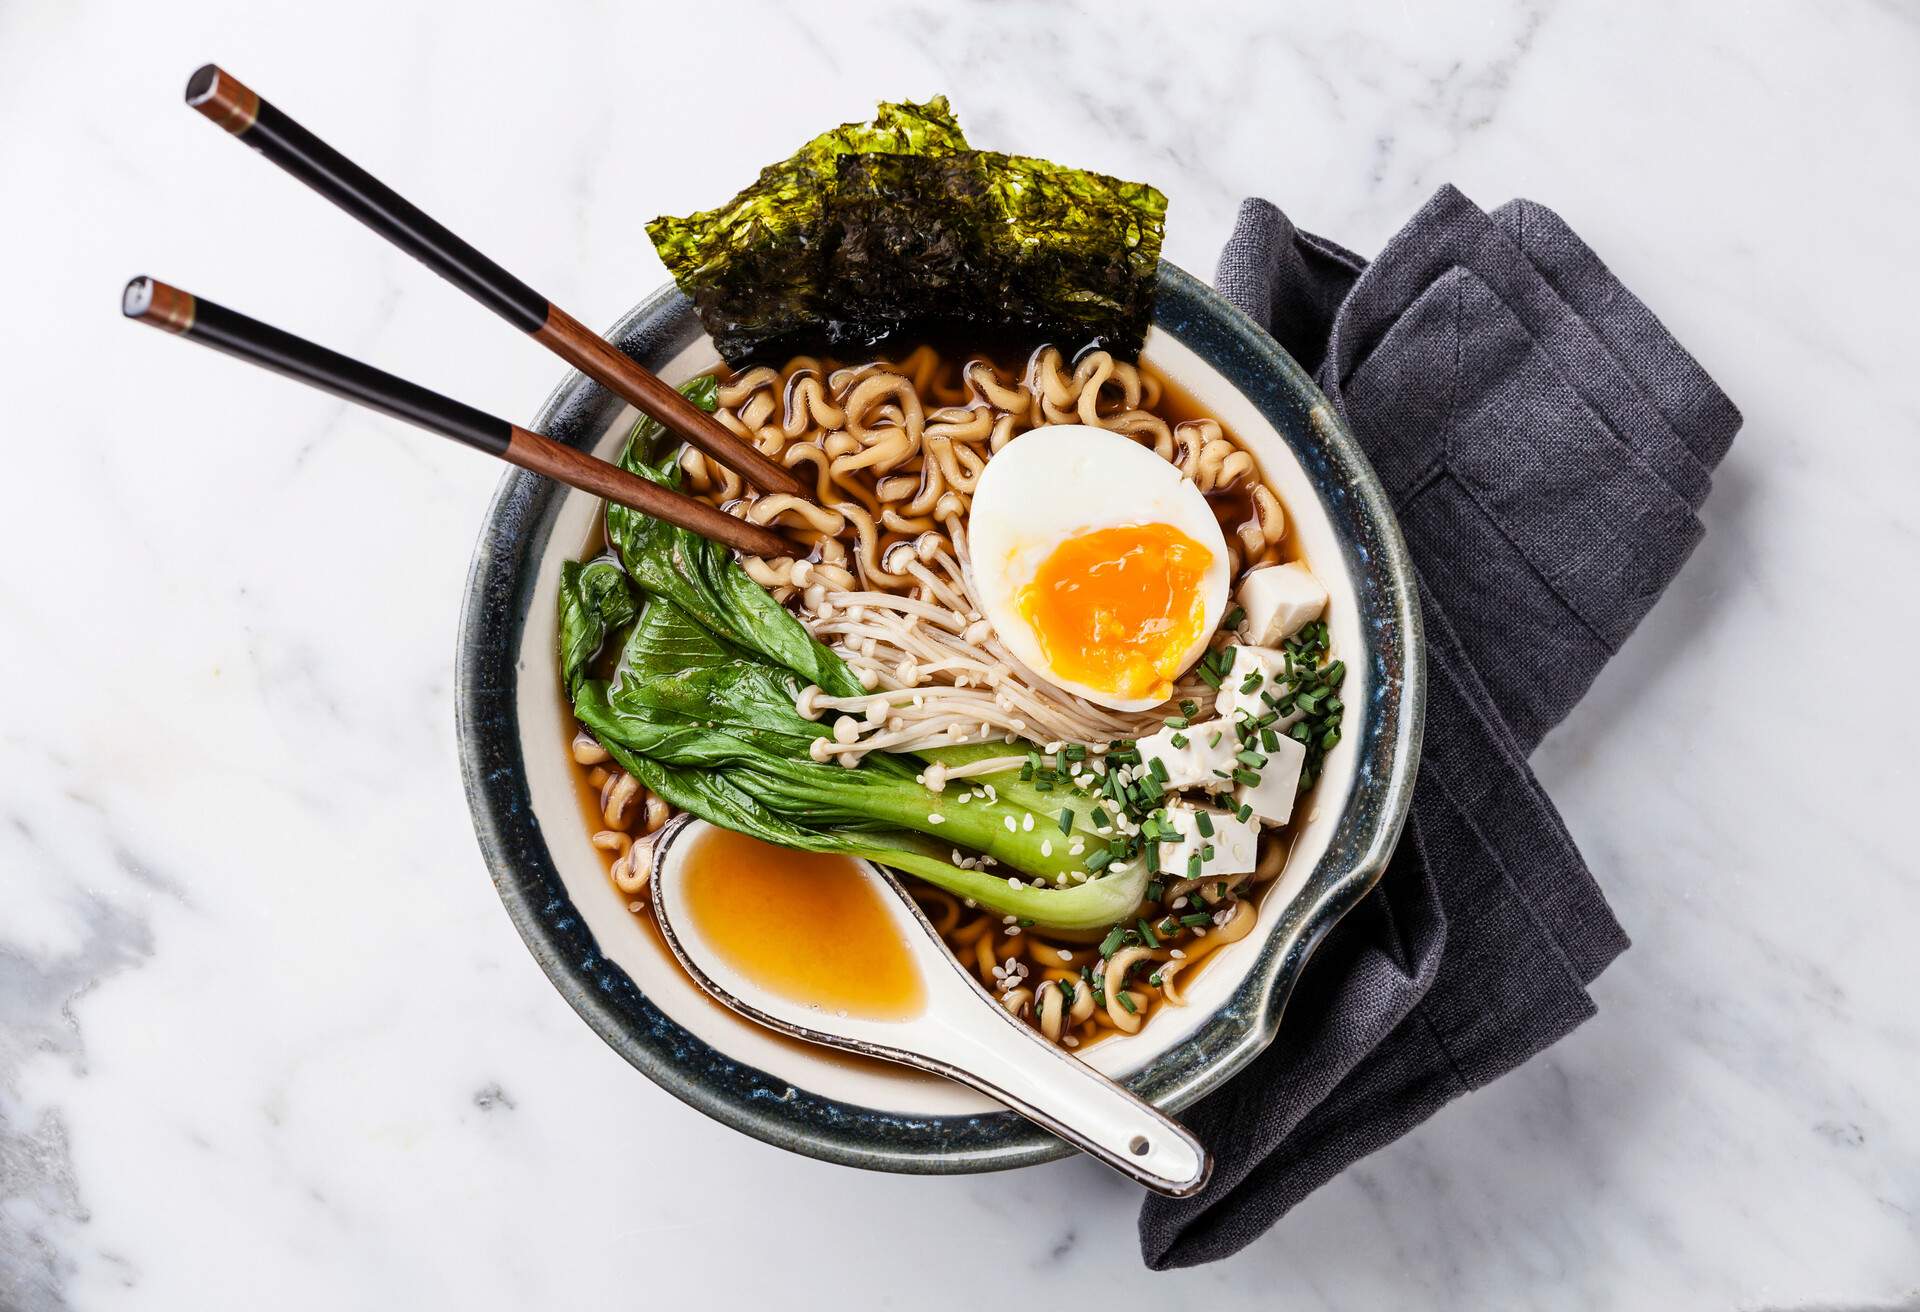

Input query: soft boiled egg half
[968,424,1231,712]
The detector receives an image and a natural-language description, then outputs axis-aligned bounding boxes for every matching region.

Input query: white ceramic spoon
[650,816,1212,1197]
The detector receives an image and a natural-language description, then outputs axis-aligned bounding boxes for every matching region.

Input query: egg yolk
[1016,522,1214,702]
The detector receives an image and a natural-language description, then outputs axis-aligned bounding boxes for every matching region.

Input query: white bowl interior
[513,326,1364,1116]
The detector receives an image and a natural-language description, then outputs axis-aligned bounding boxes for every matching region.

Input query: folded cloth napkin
[1139,186,1741,1268]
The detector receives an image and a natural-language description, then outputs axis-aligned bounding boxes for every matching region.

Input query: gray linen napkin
[1139,186,1739,1268]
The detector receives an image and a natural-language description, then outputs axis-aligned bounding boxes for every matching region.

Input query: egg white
[967,424,1231,712]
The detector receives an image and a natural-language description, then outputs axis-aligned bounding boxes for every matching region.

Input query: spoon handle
[923,1009,1211,1196]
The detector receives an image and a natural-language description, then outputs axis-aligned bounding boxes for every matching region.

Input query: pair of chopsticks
[124,65,798,560]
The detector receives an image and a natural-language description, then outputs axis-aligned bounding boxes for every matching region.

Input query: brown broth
[681,826,924,1021]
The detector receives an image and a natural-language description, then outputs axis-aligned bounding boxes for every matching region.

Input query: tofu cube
[1212,646,1302,728]
[1233,731,1307,827]
[1234,563,1327,647]
[1159,803,1258,878]
[1133,720,1240,792]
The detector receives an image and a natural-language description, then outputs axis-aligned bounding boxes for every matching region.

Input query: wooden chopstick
[122,277,794,560]
[182,63,808,502]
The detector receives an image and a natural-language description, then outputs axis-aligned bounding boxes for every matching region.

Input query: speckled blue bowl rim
[455,262,1425,1175]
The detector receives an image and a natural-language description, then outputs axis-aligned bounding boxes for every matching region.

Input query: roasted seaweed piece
[647,98,970,363]
[647,98,1167,364]
[826,149,1165,357]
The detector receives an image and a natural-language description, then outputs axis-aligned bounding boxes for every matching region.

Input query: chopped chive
[1236,749,1267,769]
[1197,664,1223,689]
[1165,716,1189,730]
[1148,756,1169,783]
[1234,767,1262,787]
[1196,811,1215,837]
[1034,776,1054,791]
[1137,918,1160,948]
[1146,880,1164,902]
[1180,699,1199,717]
[1085,847,1113,872]
[1214,881,1227,897]
[1057,808,1074,835]
[1261,727,1280,752]
[1223,605,1246,631]
[1098,926,1128,958]
[1146,843,1160,874]
[1208,731,1223,749]
[1149,972,1163,987]
[1019,918,1035,927]
[1117,991,1137,1014]
[1180,913,1211,928]
[1236,802,1253,822]
[1064,743,1087,761]
[1212,768,1234,781]
[1239,670,1264,693]
[1187,853,1203,880]
[1090,806,1111,829]
[1169,732,1189,749]
[1201,844,1215,861]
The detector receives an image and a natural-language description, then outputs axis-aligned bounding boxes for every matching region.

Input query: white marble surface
[4,0,1918,1306]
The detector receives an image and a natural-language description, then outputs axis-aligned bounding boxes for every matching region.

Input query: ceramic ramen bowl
[455,262,1425,1174]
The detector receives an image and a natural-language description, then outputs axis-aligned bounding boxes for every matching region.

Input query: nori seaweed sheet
[647,99,1167,365]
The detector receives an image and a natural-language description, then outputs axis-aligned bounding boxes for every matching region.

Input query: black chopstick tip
[122,277,196,334]
[184,64,220,105]
[184,63,259,134]
[122,276,154,319]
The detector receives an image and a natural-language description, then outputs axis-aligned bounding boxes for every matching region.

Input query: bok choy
[558,380,1147,931]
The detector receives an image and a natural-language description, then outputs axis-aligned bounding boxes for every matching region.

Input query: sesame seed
[1004,816,1017,832]
[1060,950,1075,962]
[1021,813,1035,832]
[1041,840,1053,857]
[1069,840,1086,856]
[928,813,945,825]
[1169,949,1187,959]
